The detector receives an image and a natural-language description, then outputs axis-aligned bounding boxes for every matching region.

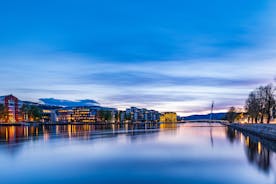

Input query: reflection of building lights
[24,127,28,137]
[112,124,115,132]
[56,126,59,135]
[160,123,177,129]
[240,135,243,143]
[258,142,262,154]
[125,124,128,133]
[245,136,250,146]
[44,133,49,142]
[4,127,16,142]
[72,125,77,134]
[5,128,8,142]
[9,127,15,141]
[68,125,72,138]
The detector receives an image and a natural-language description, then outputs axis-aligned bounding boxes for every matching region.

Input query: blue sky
[0,0,276,115]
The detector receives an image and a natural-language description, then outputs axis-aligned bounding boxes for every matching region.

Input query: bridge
[182,119,229,124]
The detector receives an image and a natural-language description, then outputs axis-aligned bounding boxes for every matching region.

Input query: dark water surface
[0,123,275,184]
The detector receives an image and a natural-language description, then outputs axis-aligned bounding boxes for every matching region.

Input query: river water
[0,123,275,184]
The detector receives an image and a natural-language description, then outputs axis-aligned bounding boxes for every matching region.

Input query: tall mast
[209,101,214,147]
[209,101,214,122]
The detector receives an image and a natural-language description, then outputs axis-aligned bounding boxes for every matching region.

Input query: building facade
[124,107,160,123]
[160,112,177,123]
[57,109,73,123]
[56,106,117,123]
[0,95,20,123]
[71,107,96,123]
[0,94,177,124]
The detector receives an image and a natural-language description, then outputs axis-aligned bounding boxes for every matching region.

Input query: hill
[183,112,226,121]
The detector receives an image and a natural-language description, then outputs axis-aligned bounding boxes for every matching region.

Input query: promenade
[227,123,276,141]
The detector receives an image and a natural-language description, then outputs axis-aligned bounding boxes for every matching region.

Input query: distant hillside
[183,112,226,121]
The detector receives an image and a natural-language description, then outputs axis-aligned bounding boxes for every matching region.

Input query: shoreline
[222,122,276,141]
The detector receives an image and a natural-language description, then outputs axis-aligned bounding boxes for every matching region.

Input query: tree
[256,86,266,123]
[104,111,112,121]
[245,84,275,124]
[263,84,275,124]
[226,107,238,123]
[21,104,30,121]
[245,91,261,123]
[21,104,42,122]
[30,106,43,121]
[97,110,112,122]
[0,104,7,122]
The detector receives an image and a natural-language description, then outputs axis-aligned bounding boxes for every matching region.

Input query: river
[0,123,275,184]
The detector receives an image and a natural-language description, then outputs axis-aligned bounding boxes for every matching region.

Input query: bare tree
[245,91,260,123]
[263,84,275,124]
[245,84,275,124]
[226,107,238,123]
[257,86,266,123]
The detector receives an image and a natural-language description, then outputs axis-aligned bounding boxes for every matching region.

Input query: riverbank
[0,121,162,126]
[224,123,276,141]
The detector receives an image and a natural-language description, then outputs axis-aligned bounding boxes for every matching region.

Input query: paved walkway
[228,123,276,141]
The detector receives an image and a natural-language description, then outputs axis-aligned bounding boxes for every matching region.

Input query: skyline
[1,0,276,115]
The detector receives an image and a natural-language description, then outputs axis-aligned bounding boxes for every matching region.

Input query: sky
[0,0,276,116]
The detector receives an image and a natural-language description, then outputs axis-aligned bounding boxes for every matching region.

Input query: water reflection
[225,127,237,143]
[225,127,274,173]
[0,123,166,147]
[0,123,275,184]
[160,123,177,129]
[245,137,270,172]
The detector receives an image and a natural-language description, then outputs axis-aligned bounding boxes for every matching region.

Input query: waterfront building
[149,110,160,122]
[42,109,52,123]
[125,108,133,121]
[56,106,117,123]
[0,95,20,123]
[71,107,96,123]
[39,104,61,123]
[0,94,168,124]
[119,111,126,123]
[42,109,58,123]
[0,94,61,123]
[160,112,177,123]
[57,108,73,123]
[124,107,161,123]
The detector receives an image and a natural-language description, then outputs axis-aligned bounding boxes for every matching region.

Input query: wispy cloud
[81,71,265,87]
[39,98,99,107]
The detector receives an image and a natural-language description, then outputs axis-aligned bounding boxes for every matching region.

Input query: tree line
[226,83,275,124]
[97,110,112,122]
[245,84,275,124]
[20,104,43,122]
